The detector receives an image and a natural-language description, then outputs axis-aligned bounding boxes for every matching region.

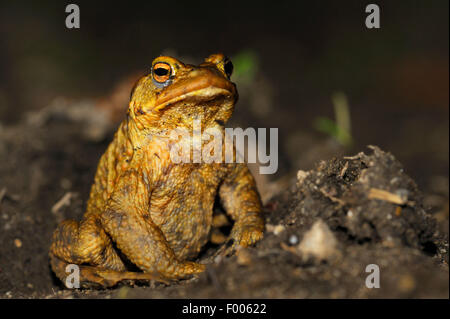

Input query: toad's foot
[50,254,174,288]
[97,260,206,287]
[81,267,172,288]
[231,224,264,247]
[209,224,264,260]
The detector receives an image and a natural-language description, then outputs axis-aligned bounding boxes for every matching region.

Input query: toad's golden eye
[152,62,172,83]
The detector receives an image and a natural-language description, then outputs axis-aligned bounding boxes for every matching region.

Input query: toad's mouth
[152,74,237,111]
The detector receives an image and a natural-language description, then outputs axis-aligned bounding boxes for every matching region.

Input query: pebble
[289,235,299,245]
[214,255,223,264]
[298,220,339,261]
[273,225,285,235]
[297,170,308,184]
[266,224,285,235]
[236,248,252,266]
[14,238,22,248]
[398,274,416,292]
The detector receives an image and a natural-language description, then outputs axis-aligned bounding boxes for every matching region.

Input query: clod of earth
[0,113,448,298]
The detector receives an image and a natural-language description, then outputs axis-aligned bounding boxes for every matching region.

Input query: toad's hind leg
[49,254,170,288]
[49,215,171,288]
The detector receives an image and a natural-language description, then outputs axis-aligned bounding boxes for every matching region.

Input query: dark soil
[0,113,447,298]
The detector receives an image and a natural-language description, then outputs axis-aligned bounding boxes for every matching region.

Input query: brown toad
[49,53,264,287]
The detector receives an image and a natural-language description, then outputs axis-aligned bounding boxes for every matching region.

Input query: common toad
[49,54,264,287]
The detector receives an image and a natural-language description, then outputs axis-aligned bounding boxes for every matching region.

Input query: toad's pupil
[154,68,169,76]
[224,60,233,77]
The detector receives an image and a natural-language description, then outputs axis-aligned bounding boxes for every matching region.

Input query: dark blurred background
[0,0,448,188]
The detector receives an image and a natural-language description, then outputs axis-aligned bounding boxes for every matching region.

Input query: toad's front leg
[101,169,205,280]
[219,164,265,250]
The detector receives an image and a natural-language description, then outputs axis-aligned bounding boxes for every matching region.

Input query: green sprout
[314,92,353,147]
[231,50,259,85]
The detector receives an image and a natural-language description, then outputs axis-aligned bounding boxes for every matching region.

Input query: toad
[49,53,264,287]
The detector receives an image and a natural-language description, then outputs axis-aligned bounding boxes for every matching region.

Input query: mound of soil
[0,114,448,298]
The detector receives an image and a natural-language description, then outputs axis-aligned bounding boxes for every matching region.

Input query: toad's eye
[223,58,233,79]
[152,62,172,83]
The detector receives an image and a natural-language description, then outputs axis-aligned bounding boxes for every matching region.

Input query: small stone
[298,220,339,261]
[273,225,285,235]
[14,238,22,248]
[289,234,299,245]
[382,236,396,248]
[214,255,223,264]
[297,170,308,184]
[266,224,285,235]
[236,248,252,266]
[398,274,416,292]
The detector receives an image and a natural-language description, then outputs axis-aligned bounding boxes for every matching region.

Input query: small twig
[280,242,299,255]
[339,161,349,178]
[368,188,406,205]
[319,187,345,206]
[0,187,6,203]
[343,152,364,160]
[51,192,74,214]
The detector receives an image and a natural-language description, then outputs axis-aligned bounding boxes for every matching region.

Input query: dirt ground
[0,103,447,298]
